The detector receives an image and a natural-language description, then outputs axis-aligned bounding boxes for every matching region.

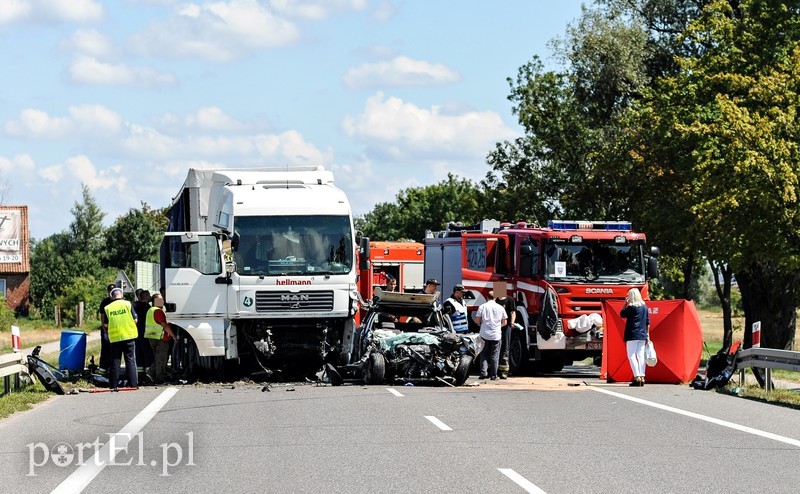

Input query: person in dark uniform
[420,278,440,295]
[495,294,517,379]
[96,284,116,375]
[133,290,154,379]
[104,288,139,390]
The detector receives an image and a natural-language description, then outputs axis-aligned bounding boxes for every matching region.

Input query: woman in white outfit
[620,288,650,386]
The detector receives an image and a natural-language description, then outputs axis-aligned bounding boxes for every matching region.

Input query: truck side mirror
[359,236,370,270]
[648,257,659,279]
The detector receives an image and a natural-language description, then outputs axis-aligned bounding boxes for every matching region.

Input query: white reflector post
[11,325,21,352]
[751,321,761,348]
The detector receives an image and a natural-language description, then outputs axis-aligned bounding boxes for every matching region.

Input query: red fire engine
[424,220,659,372]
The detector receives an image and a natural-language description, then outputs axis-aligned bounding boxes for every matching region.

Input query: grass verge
[0,380,53,420]
[722,384,800,410]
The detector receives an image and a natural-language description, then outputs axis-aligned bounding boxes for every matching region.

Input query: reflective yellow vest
[105,299,137,343]
[144,306,166,340]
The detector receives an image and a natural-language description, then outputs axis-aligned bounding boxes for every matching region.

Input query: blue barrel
[59,330,87,371]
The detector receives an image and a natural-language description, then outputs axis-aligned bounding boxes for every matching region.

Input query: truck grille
[255,290,334,312]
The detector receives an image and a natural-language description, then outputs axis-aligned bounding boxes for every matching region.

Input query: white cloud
[343,56,460,89]
[0,0,31,24]
[370,0,399,22]
[268,0,367,20]
[184,107,247,132]
[120,124,328,165]
[4,105,123,139]
[0,0,103,25]
[0,153,35,173]
[342,92,517,160]
[60,29,113,57]
[38,165,63,183]
[129,0,300,61]
[68,55,177,88]
[66,155,124,190]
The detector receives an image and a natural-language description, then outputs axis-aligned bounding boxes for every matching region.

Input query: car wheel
[453,355,473,386]
[363,352,386,385]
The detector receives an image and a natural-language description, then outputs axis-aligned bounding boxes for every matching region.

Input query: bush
[0,296,16,332]
[55,275,109,327]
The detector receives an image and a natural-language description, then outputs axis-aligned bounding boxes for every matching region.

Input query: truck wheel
[172,332,199,381]
[509,333,530,374]
[362,352,386,385]
[453,355,473,386]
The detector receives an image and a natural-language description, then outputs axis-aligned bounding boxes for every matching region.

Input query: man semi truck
[424,219,659,373]
[161,167,359,378]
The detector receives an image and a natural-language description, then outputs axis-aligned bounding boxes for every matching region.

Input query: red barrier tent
[601,299,703,384]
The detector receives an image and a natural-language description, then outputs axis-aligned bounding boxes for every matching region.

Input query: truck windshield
[234,215,353,276]
[543,240,645,282]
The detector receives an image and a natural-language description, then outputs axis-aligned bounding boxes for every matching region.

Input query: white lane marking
[424,415,452,431]
[387,388,404,397]
[52,387,180,494]
[592,387,800,448]
[498,468,547,493]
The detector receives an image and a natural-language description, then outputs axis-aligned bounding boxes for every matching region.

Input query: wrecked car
[331,290,479,386]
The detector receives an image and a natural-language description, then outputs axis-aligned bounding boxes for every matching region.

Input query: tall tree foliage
[104,203,169,272]
[30,187,114,321]
[620,0,800,348]
[356,174,484,241]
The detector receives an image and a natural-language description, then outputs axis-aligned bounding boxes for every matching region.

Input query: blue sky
[0,0,586,240]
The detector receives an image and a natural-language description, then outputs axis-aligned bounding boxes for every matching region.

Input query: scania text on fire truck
[424,219,659,372]
[161,167,359,378]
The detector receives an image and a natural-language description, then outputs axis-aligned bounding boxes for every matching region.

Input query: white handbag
[645,340,657,367]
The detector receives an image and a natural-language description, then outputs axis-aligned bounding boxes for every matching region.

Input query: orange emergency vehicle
[357,240,425,317]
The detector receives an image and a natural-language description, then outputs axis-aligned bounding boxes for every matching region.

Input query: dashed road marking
[387,388,404,397]
[498,468,547,493]
[424,415,452,431]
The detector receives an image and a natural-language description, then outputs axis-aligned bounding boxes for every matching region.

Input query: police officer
[96,284,116,375]
[104,288,139,390]
[443,284,469,333]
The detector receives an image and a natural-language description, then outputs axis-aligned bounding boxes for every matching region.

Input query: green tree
[29,233,73,317]
[70,184,106,257]
[29,186,115,320]
[356,174,484,241]
[628,0,800,348]
[104,203,169,272]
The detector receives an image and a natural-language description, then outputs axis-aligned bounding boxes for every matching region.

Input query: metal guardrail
[0,352,27,394]
[734,348,800,392]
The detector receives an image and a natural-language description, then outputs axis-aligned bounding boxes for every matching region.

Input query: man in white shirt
[473,292,507,380]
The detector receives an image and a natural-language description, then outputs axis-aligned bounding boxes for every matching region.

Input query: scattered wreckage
[328,289,479,386]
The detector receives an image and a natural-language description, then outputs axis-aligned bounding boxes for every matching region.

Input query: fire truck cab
[357,240,425,303]
[424,219,659,373]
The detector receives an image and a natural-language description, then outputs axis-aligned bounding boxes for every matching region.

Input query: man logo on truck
[281,294,310,302]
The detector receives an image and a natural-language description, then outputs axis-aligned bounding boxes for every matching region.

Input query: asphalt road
[1,371,799,494]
